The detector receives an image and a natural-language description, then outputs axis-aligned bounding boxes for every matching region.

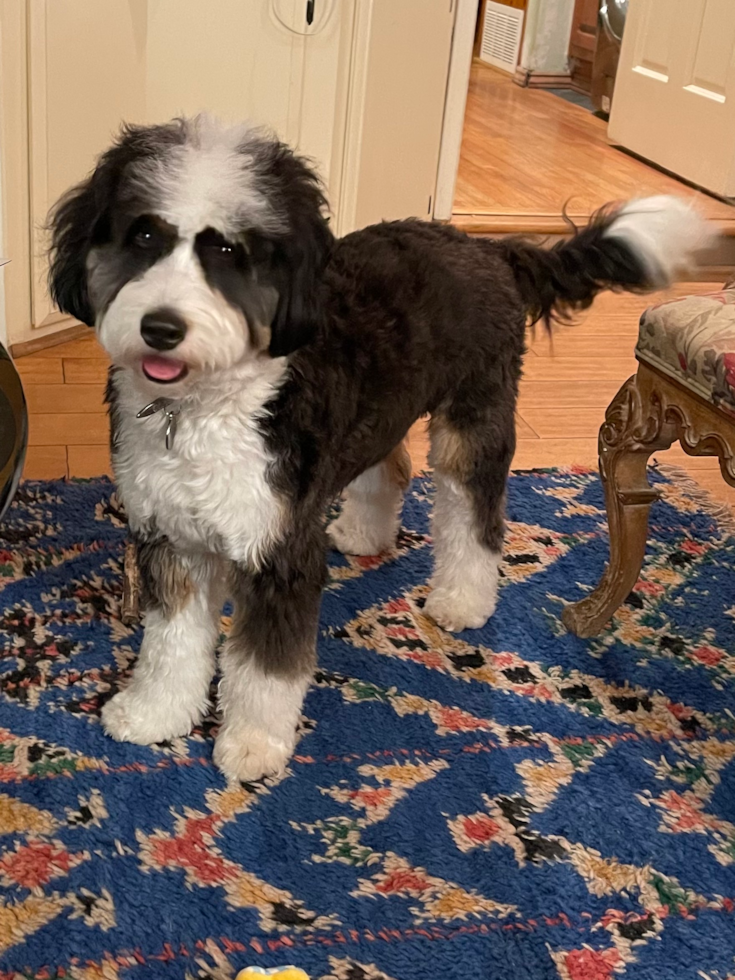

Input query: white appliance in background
[592,0,628,114]
[479,0,525,74]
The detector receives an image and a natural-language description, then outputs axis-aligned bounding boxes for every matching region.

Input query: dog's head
[47,117,333,391]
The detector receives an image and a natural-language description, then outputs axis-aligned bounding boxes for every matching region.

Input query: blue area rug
[1,469,735,980]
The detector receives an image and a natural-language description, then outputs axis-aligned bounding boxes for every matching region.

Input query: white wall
[0,123,6,350]
[0,14,5,350]
[520,0,574,74]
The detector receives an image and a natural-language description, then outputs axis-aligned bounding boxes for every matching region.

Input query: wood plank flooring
[453,64,735,226]
[17,283,735,511]
[17,336,111,480]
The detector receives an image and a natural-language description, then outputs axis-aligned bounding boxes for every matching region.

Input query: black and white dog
[48,116,712,782]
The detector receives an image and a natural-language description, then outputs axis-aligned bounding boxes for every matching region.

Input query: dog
[47,116,713,782]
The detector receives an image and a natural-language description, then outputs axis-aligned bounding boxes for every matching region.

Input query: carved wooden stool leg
[562,371,677,638]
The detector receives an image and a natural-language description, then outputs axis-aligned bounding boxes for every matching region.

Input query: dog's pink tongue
[141,356,186,382]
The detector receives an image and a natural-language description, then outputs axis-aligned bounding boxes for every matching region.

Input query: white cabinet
[1,0,460,347]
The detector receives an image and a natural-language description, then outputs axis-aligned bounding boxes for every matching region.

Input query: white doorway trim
[433,0,478,221]
[333,0,374,237]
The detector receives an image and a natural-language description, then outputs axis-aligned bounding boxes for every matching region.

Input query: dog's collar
[136,398,181,451]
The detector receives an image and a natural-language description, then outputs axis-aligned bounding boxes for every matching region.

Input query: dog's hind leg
[102,545,226,744]
[424,403,514,633]
[328,440,411,556]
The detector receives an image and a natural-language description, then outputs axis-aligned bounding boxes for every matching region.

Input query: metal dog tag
[164,407,180,451]
[136,398,181,451]
[136,398,170,419]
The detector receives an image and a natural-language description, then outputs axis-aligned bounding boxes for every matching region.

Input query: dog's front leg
[102,542,226,744]
[214,529,326,783]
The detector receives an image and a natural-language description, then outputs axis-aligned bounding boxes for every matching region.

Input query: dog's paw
[424,586,497,633]
[101,686,200,745]
[327,513,397,556]
[213,723,293,783]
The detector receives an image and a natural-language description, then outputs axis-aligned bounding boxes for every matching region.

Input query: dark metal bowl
[601,0,628,43]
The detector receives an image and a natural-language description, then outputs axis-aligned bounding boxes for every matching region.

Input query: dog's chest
[114,387,283,566]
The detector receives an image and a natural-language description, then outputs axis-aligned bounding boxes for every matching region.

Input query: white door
[608,0,735,198]
[26,0,350,332]
[339,0,456,231]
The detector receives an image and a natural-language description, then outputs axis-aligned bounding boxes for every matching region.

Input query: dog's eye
[196,228,240,260]
[134,229,158,249]
[127,216,168,252]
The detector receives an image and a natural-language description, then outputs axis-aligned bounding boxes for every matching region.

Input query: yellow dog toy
[236,969,309,980]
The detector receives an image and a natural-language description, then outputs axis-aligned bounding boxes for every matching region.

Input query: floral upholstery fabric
[637,286,735,415]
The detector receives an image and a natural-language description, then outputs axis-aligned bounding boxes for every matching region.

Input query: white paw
[101,685,203,744]
[424,586,497,633]
[213,723,294,783]
[328,513,397,556]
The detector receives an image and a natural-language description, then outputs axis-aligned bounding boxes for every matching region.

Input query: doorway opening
[450,0,735,238]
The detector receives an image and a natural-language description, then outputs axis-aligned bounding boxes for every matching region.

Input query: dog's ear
[48,121,185,327]
[47,172,104,326]
[257,142,334,357]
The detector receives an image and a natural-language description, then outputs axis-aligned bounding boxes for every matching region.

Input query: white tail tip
[604,195,716,285]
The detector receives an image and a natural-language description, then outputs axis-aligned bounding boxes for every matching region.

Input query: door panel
[26,0,346,330]
[609,0,735,197]
[687,0,735,100]
[145,1,295,136]
[569,0,599,92]
[633,0,672,78]
[569,0,599,57]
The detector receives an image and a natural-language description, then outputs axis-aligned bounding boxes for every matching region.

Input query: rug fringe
[654,461,735,536]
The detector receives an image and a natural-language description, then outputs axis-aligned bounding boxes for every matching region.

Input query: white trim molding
[433,0,477,222]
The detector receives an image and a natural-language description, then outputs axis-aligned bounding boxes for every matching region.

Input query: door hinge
[428,195,433,216]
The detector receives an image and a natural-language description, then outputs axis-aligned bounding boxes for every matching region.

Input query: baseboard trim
[513,68,578,90]
[11,323,90,358]
[452,211,735,239]
[453,213,588,235]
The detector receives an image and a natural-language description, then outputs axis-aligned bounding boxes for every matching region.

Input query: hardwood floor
[452,64,735,226]
[17,282,735,510]
[18,335,110,480]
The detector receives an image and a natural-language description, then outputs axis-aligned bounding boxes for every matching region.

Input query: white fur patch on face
[139,116,284,241]
[99,241,249,380]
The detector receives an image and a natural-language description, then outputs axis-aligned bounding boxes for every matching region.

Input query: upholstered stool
[563,283,735,637]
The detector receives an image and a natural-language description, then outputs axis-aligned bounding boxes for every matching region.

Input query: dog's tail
[499,195,715,328]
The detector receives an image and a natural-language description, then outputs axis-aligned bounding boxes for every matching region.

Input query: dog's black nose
[140,311,187,351]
